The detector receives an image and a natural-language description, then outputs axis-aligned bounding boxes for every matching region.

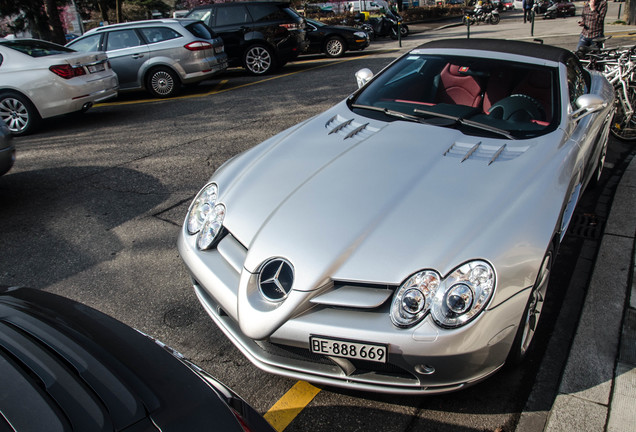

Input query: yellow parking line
[263,381,321,432]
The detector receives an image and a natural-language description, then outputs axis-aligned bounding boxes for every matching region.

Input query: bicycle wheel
[610,85,636,141]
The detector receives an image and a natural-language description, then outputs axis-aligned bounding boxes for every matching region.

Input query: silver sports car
[178,39,614,394]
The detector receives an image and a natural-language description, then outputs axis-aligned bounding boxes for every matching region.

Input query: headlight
[390,270,440,327]
[390,260,495,329]
[196,203,226,250]
[187,183,218,235]
[430,261,495,328]
[354,31,367,38]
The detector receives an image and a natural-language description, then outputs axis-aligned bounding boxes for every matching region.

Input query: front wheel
[324,36,346,58]
[0,91,41,136]
[390,24,408,39]
[507,248,553,365]
[243,44,277,75]
[146,67,180,98]
[489,14,500,24]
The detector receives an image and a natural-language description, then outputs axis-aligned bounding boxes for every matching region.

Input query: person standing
[522,0,534,23]
[577,0,608,51]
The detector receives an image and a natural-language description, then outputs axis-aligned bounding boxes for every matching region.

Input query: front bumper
[178,230,530,394]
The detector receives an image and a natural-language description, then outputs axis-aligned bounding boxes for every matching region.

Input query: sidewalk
[400,6,636,431]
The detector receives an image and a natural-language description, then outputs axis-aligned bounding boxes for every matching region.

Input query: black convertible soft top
[418,38,577,65]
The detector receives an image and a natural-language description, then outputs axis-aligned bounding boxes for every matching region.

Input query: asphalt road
[1,10,635,432]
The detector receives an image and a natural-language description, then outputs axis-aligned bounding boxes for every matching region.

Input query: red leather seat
[435,64,484,108]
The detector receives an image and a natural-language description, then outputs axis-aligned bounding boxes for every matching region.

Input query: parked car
[536,0,577,17]
[67,19,227,98]
[304,18,369,58]
[0,38,118,136]
[178,38,614,394]
[185,2,308,75]
[0,286,275,432]
[0,123,14,176]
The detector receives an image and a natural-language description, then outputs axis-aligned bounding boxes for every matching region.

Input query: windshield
[350,53,560,139]
[0,39,75,57]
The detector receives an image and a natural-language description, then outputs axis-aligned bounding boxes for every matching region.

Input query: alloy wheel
[245,46,273,74]
[0,96,29,134]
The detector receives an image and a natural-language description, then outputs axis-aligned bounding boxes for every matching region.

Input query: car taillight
[279,23,299,30]
[49,64,86,79]
[184,41,213,51]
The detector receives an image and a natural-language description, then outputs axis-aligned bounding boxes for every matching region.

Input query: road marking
[263,381,321,432]
[95,49,399,108]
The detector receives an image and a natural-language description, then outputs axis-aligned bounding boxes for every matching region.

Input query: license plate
[310,336,387,364]
[88,63,105,73]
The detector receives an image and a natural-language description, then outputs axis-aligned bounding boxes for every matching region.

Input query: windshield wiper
[350,103,433,125]
[414,108,515,140]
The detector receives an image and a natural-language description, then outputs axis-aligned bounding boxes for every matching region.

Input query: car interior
[353,54,561,137]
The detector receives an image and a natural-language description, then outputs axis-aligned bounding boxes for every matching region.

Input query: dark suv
[185,2,307,75]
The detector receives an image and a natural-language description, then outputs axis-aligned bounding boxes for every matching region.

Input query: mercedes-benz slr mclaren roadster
[178,39,614,394]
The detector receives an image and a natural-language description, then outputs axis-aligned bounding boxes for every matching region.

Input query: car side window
[139,27,181,44]
[215,5,250,26]
[69,34,102,52]
[248,4,288,22]
[566,58,587,106]
[106,29,143,51]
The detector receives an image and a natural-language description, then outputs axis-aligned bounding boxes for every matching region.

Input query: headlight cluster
[186,183,226,250]
[390,260,495,329]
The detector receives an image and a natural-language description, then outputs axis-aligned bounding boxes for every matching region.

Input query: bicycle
[578,39,636,142]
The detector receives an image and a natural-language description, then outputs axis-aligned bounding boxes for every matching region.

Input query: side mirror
[571,94,608,120]
[355,68,374,89]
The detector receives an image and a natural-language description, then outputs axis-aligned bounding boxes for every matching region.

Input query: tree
[0,0,68,43]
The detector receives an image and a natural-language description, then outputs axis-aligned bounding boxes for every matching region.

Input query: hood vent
[444,141,528,164]
[325,115,379,140]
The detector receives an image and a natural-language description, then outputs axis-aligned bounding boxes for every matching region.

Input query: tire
[490,14,500,24]
[0,91,41,136]
[146,67,180,98]
[390,24,409,40]
[324,36,346,58]
[243,44,277,75]
[507,248,553,365]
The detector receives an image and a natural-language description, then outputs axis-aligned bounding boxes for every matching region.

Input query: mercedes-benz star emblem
[258,258,294,302]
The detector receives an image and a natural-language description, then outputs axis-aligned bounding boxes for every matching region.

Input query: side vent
[444,141,528,164]
[325,115,379,140]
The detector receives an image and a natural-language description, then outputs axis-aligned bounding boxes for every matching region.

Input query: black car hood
[0,286,266,432]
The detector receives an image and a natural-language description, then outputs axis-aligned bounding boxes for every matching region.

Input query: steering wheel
[488,94,546,122]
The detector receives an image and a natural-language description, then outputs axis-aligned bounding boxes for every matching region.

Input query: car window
[186,8,212,23]
[215,5,250,26]
[68,34,101,52]
[139,26,181,44]
[185,22,216,39]
[106,29,143,51]
[0,39,74,57]
[352,53,559,139]
[248,4,289,22]
[566,58,587,106]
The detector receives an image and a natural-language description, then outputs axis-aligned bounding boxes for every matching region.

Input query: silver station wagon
[178,39,614,394]
[67,19,227,98]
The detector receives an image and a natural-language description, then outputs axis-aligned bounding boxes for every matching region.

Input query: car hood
[211,102,570,333]
[0,286,268,432]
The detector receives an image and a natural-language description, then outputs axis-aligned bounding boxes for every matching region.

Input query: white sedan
[0,39,119,136]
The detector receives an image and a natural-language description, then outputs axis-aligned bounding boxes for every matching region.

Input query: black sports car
[0,286,274,432]
[304,18,370,58]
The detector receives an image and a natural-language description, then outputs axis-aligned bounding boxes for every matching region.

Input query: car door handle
[131,53,144,59]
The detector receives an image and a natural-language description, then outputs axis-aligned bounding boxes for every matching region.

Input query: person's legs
[576,34,592,51]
